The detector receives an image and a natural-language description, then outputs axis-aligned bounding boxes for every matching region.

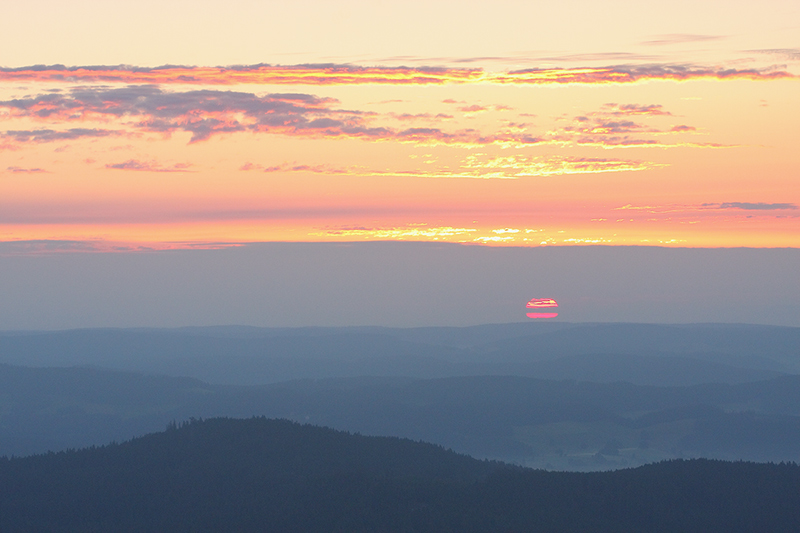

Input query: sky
[1,0,798,328]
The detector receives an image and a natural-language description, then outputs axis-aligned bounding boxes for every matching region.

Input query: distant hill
[475,322,800,374]
[1,417,799,532]
[0,322,796,385]
[3,364,800,468]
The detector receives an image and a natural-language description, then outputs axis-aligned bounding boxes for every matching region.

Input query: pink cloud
[105,159,194,172]
[5,166,48,173]
[1,63,793,86]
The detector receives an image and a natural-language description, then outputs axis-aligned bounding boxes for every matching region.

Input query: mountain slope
[3,364,800,467]
[1,418,799,532]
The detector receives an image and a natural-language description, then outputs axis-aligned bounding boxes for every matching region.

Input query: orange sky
[1,1,799,252]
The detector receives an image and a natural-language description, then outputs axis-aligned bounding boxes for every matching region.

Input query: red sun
[526,298,558,318]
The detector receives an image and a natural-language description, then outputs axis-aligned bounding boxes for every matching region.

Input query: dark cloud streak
[748,49,800,62]
[1,128,121,143]
[105,159,193,172]
[5,166,48,173]
[706,202,799,211]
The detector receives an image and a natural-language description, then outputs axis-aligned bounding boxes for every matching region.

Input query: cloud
[705,202,798,210]
[459,154,665,177]
[0,86,370,143]
[458,104,488,113]
[641,34,725,46]
[602,103,671,116]
[309,225,478,239]
[566,118,653,135]
[105,159,194,172]
[242,162,350,174]
[1,63,794,87]
[1,128,121,143]
[616,202,799,214]
[559,106,662,146]
[493,65,796,85]
[525,52,662,63]
[5,166,48,173]
[453,104,510,114]
[387,112,453,121]
[376,52,663,64]
[0,84,541,146]
[241,155,664,179]
[546,104,724,148]
[542,123,719,149]
[0,88,734,149]
[0,64,483,86]
[0,239,102,255]
[747,49,800,62]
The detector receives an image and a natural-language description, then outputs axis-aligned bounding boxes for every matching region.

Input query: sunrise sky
[2,0,798,252]
[0,0,798,329]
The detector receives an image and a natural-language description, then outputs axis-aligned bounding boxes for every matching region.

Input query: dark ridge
[1,417,798,532]
[3,364,800,466]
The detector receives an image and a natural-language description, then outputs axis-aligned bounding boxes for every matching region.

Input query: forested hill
[4,364,800,467]
[1,418,799,532]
